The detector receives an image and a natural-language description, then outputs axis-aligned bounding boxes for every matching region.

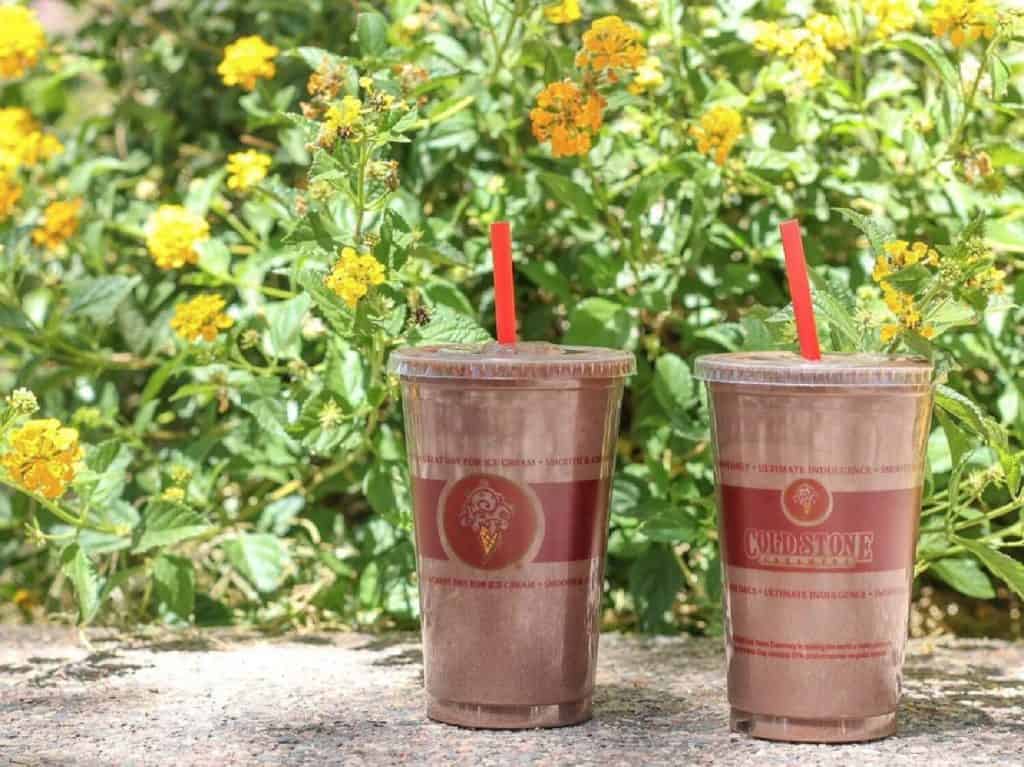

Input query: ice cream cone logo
[458,482,514,560]
[782,478,832,526]
[440,473,543,570]
[793,482,818,518]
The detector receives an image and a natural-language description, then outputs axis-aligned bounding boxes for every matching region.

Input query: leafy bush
[0,1,1022,632]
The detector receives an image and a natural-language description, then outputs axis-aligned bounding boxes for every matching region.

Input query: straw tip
[779,218,800,233]
[491,221,510,236]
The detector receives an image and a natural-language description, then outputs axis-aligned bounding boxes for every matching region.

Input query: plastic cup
[694,352,934,743]
[389,342,635,729]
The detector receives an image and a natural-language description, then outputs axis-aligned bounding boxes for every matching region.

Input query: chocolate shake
[389,342,635,728]
[695,352,934,743]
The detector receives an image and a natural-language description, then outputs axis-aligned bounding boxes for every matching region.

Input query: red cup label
[413,474,609,567]
[721,481,921,573]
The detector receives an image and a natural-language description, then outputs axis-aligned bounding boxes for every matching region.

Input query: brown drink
[390,342,634,728]
[695,352,933,743]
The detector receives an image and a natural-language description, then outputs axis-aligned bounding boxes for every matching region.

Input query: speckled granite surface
[1,627,1022,766]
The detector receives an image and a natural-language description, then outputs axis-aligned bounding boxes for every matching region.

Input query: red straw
[779,219,821,361]
[490,221,517,345]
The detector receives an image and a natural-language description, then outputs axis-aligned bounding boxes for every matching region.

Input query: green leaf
[639,499,700,543]
[929,556,996,599]
[808,270,861,351]
[936,409,973,469]
[363,462,411,527]
[133,501,210,553]
[653,353,695,416]
[224,533,290,593]
[406,304,491,345]
[265,293,311,359]
[67,276,142,324]
[539,172,599,220]
[152,555,196,621]
[357,12,389,57]
[834,208,893,257]
[628,545,685,631]
[884,264,933,293]
[61,543,103,624]
[297,267,353,336]
[518,260,572,304]
[564,298,632,348]
[887,33,960,105]
[955,538,1024,600]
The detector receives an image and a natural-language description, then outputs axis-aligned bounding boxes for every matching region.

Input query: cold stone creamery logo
[744,479,875,569]
[439,474,543,571]
[781,478,832,526]
[460,482,513,557]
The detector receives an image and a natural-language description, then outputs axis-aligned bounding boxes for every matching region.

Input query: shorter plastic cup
[695,352,934,743]
[389,342,635,728]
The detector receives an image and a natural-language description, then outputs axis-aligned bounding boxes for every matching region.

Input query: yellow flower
[877,239,940,279]
[792,38,833,86]
[806,13,850,50]
[324,247,387,308]
[145,205,210,270]
[930,0,996,47]
[864,0,919,38]
[530,80,606,158]
[226,150,271,192]
[690,105,743,166]
[0,107,62,170]
[752,21,803,55]
[161,486,186,502]
[1,418,82,500]
[920,325,937,339]
[217,35,278,91]
[880,323,901,342]
[628,56,665,95]
[318,95,363,147]
[0,173,21,219]
[0,5,45,79]
[544,0,581,24]
[575,16,647,77]
[170,294,234,342]
[32,199,83,251]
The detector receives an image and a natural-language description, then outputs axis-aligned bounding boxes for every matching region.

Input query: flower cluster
[0,107,62,170]
[689,106,744,166]
[956,237,1006,295]
[317,95,363,149]
[0,173,20,219]
[217,35,278,91]
[531,16,648,158]
[226,149,271,192]
[1,418,82,500]
[324,247,387,308]
[873,240,942,341]
[753,13,850,87]
[32,199,83,252]
[170,294,234,342]
[575,16,647,79]
[930,0,997,47]
[145,205,210,270]
[529,81,605,158]
[863,0,919,39]
[0,5,45,79]
[872,239,940,282]
[544,0,580,25]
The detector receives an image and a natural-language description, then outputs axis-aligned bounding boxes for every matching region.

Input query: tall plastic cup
[695,352,933,743]
[389,342,635,729]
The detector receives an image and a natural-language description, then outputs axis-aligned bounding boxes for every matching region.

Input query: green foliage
[0,1,1022,634]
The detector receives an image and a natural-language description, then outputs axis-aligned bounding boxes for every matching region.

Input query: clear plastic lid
[388,342,636,381]
[694,351,933,388]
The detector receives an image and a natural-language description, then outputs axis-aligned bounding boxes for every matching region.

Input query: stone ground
[1,627,1022,766]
